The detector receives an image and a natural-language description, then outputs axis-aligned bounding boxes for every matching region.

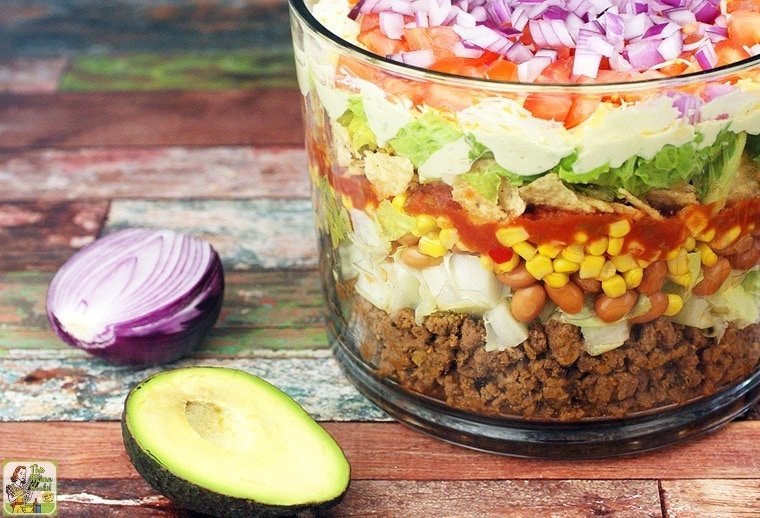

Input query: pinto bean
[714,233,754,256]
[510,284,547,322]
[545,281,585,314]
[496,262,536,289]
[594,290,638,323]
[400,247,443,269]
[692,257,732,296]
[570,272,602,293]
[396,233,420,247]
[728,238,760,270]
[628,291,669,325]
[637,260,668,296]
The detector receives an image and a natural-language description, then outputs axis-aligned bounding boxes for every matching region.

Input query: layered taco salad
[293,0,760,418]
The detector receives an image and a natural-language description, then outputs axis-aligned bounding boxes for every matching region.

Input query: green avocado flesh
[122,367,350,517]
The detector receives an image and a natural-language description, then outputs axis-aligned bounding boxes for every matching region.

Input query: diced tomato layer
[404,26,460,60]
[728,11,760,48]
[523,93,573,123]
[727,0,760,13]
[715,39,752,67]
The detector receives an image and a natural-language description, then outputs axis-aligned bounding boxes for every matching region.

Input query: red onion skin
[46,230,225,367]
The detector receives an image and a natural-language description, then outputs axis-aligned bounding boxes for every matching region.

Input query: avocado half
[121,366,351,517]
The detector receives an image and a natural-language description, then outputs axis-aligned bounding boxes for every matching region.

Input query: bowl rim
[289,0,760,94]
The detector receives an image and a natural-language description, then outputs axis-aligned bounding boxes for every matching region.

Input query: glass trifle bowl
[288,0,760,457]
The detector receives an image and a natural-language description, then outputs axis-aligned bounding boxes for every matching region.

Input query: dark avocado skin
[120,378,349,517]
[121,416,348,517]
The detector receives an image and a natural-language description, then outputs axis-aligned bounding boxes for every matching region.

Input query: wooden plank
[0,146,310,201]
[0,269,324,337]
[60,51,297,91]
[0,326,329,355]
[660,479,760,517]
[0,200,108,272]
[1,0,292,57]
[104,199,318,270]
[1,421,758,481]
[327,479,663,517]
[53,478,663,517]
[0,90,304,150]
[57,479,179,517]
[0,198,317,272]
[0,58,67,93]
[0,356,387,422]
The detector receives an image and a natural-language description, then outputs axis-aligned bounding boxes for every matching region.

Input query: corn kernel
[513,241,537,260]
[625,240,646,256]
[525,254,553,280]
[391,193,408,211]
[573,231,589,244]
[480,254,495,272]
[561,243,585,264]
[711,225,742,250]
[665,247,681,261]
[663,293,684,316]
[579,255,605,279]
[667,272,692,287]
[544,271,570,289]
[537,242,562,258]
[667,250,689,276]
[493,253,521,274]
[607,237,625,256]
[696,242,718,267]
[696,227,716,242]
[438,227,459,250]
[682,236,696,252]
[623,267,643,289]
[610,253,638,272]
[586,237,608,256]
[636,258,653,269]
[608,218,632,238]
[413,214,438,237]
[496,226,529,247]
[597,260,617,281]
[418,236,447,258]
[601,274,627,298]
[553,257,580,273]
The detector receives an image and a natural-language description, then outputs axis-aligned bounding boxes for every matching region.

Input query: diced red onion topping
[389,48,438,66]
[358,0,745,79]
[694,40,718,70]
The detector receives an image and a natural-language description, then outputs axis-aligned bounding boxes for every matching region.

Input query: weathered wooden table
[1,2,758,516]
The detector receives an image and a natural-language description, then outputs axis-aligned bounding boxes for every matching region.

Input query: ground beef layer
[355,299,760,419]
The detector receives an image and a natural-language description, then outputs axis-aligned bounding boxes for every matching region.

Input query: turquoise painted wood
[106,199,318,269]
[0,355,389,422]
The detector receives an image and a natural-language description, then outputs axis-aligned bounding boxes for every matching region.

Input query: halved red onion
[46,228,225,367]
